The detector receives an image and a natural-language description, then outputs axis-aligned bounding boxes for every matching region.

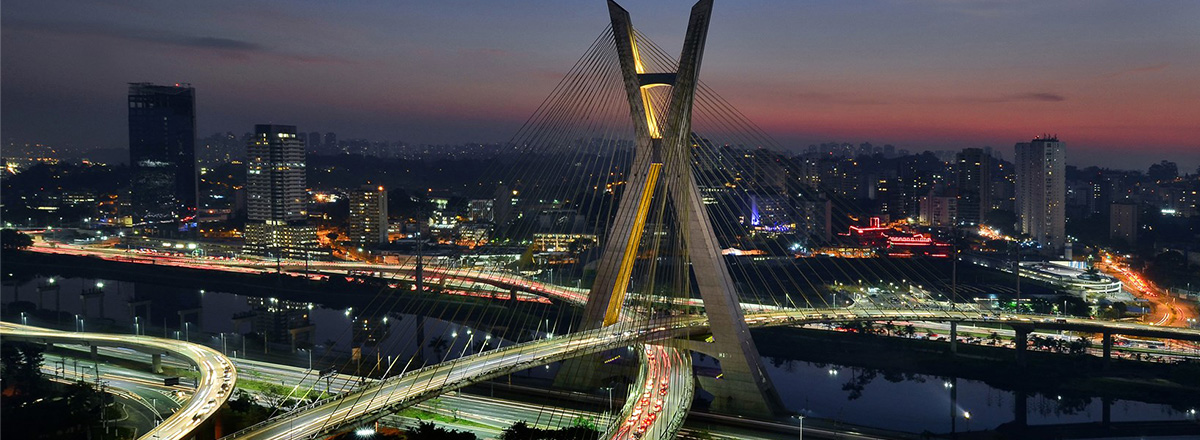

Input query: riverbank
[753,326,1200,407]
[1,250,575,343]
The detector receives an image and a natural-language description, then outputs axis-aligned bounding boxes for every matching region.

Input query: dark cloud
[930,92,1066,104]
[4,19,344,65]
[1004,92,1065,102]
[180,36,263,51]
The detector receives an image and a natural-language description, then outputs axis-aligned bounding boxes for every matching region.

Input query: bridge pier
[1014,390,1028,427]
[152,353,163,374]
[1102,397,1112,427]
[128,300,152,325]
[1013,326,1029,365]
[38,282,61,313]
[289,325,315,352]
[90,345,98,360]
[949,322,958,355]
[81,287,105,318]
[1102,332,1113,365]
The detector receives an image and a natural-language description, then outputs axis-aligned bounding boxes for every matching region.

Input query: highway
[21,241,1200,439]
[608,344,693,440]
[0,322,236,440]
[1096,251,1198,328]
[224,308,1200,440]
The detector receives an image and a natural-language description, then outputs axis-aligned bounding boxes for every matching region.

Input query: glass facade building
[128,83,197,232]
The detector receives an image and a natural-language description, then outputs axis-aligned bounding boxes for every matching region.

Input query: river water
[3,275,1196,435]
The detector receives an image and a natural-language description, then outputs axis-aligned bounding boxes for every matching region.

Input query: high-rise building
[307,132,322,152]
[468,199,495,222]
[323,132,337,151]
[1015,136,1066,253]
[128,83,197,232]
[243,124,319,259]
[955,148,993,226]
[1109,203,1137,246]
[349,185,388,246]
[918,195,957,227]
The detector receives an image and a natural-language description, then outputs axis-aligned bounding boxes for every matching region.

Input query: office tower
[918,194,957,227]
[468,199,495,222]
[1015,136,1066,253]
[308,132,322,152]
[323,132,337,151]
[797,195,832,245]
[128,83,197,233]
[349,185,389,246]
[955,148,993,226]
[243,124,319,259]
[746,193,792,230]
[1109,203,1137,246]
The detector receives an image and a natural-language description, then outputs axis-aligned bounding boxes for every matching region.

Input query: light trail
[0,323,235,440]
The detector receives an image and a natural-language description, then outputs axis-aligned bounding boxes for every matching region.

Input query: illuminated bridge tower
[580,0,783,416]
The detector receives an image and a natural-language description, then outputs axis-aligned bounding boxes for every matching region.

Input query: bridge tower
[579,0,784,416]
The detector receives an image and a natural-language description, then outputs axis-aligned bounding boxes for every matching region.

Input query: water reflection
[3,274,1192,434]
[1,275,544,380]
[761,356,1196,434]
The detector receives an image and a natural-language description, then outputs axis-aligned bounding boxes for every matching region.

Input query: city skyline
[2,2,1199,439]
[2,1,1198,171]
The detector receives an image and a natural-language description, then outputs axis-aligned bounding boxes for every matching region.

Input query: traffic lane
[0,322,235,440]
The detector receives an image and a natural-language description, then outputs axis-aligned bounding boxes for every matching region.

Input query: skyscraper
[1015,136,1066,254]
[128,83,197,232]
[955,148,993,226]
[243,124,319,259]
[348,185,388,246]
[323,132,337,152]
[1109,203,1137,246]
[307,132,322,153]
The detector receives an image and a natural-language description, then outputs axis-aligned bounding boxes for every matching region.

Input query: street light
[963,411,971,431]
[20,312,27,325]
[300,348,312,370]
[793,415,805,440]
[184,322,191,342]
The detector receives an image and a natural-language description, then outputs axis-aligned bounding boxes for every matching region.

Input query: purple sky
[3,0,1198,170]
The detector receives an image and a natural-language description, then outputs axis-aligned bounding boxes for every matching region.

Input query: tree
[1,341,46,395]
[406,421,476,440]
[1148,160,1179,182]
[1068,337,1092,355]
[1,229,34,250]
[428,336,450,360]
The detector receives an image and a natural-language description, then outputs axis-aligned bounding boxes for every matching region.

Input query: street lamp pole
[795,415,805,440]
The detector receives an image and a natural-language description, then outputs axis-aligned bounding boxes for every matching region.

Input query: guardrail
[221,307,1200,440]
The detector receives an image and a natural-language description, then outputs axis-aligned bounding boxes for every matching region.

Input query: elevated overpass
[222,308,1200,440]
[0,323,236,440]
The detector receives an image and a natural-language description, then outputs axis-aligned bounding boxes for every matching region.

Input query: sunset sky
[3,0,1198,170]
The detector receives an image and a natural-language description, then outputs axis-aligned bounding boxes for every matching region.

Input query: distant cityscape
[4,1,1200,439]
[4,83,1198,267]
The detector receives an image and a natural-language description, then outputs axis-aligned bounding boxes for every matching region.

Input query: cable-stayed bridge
[13,1,1199,439]
[221,309,1200,440]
